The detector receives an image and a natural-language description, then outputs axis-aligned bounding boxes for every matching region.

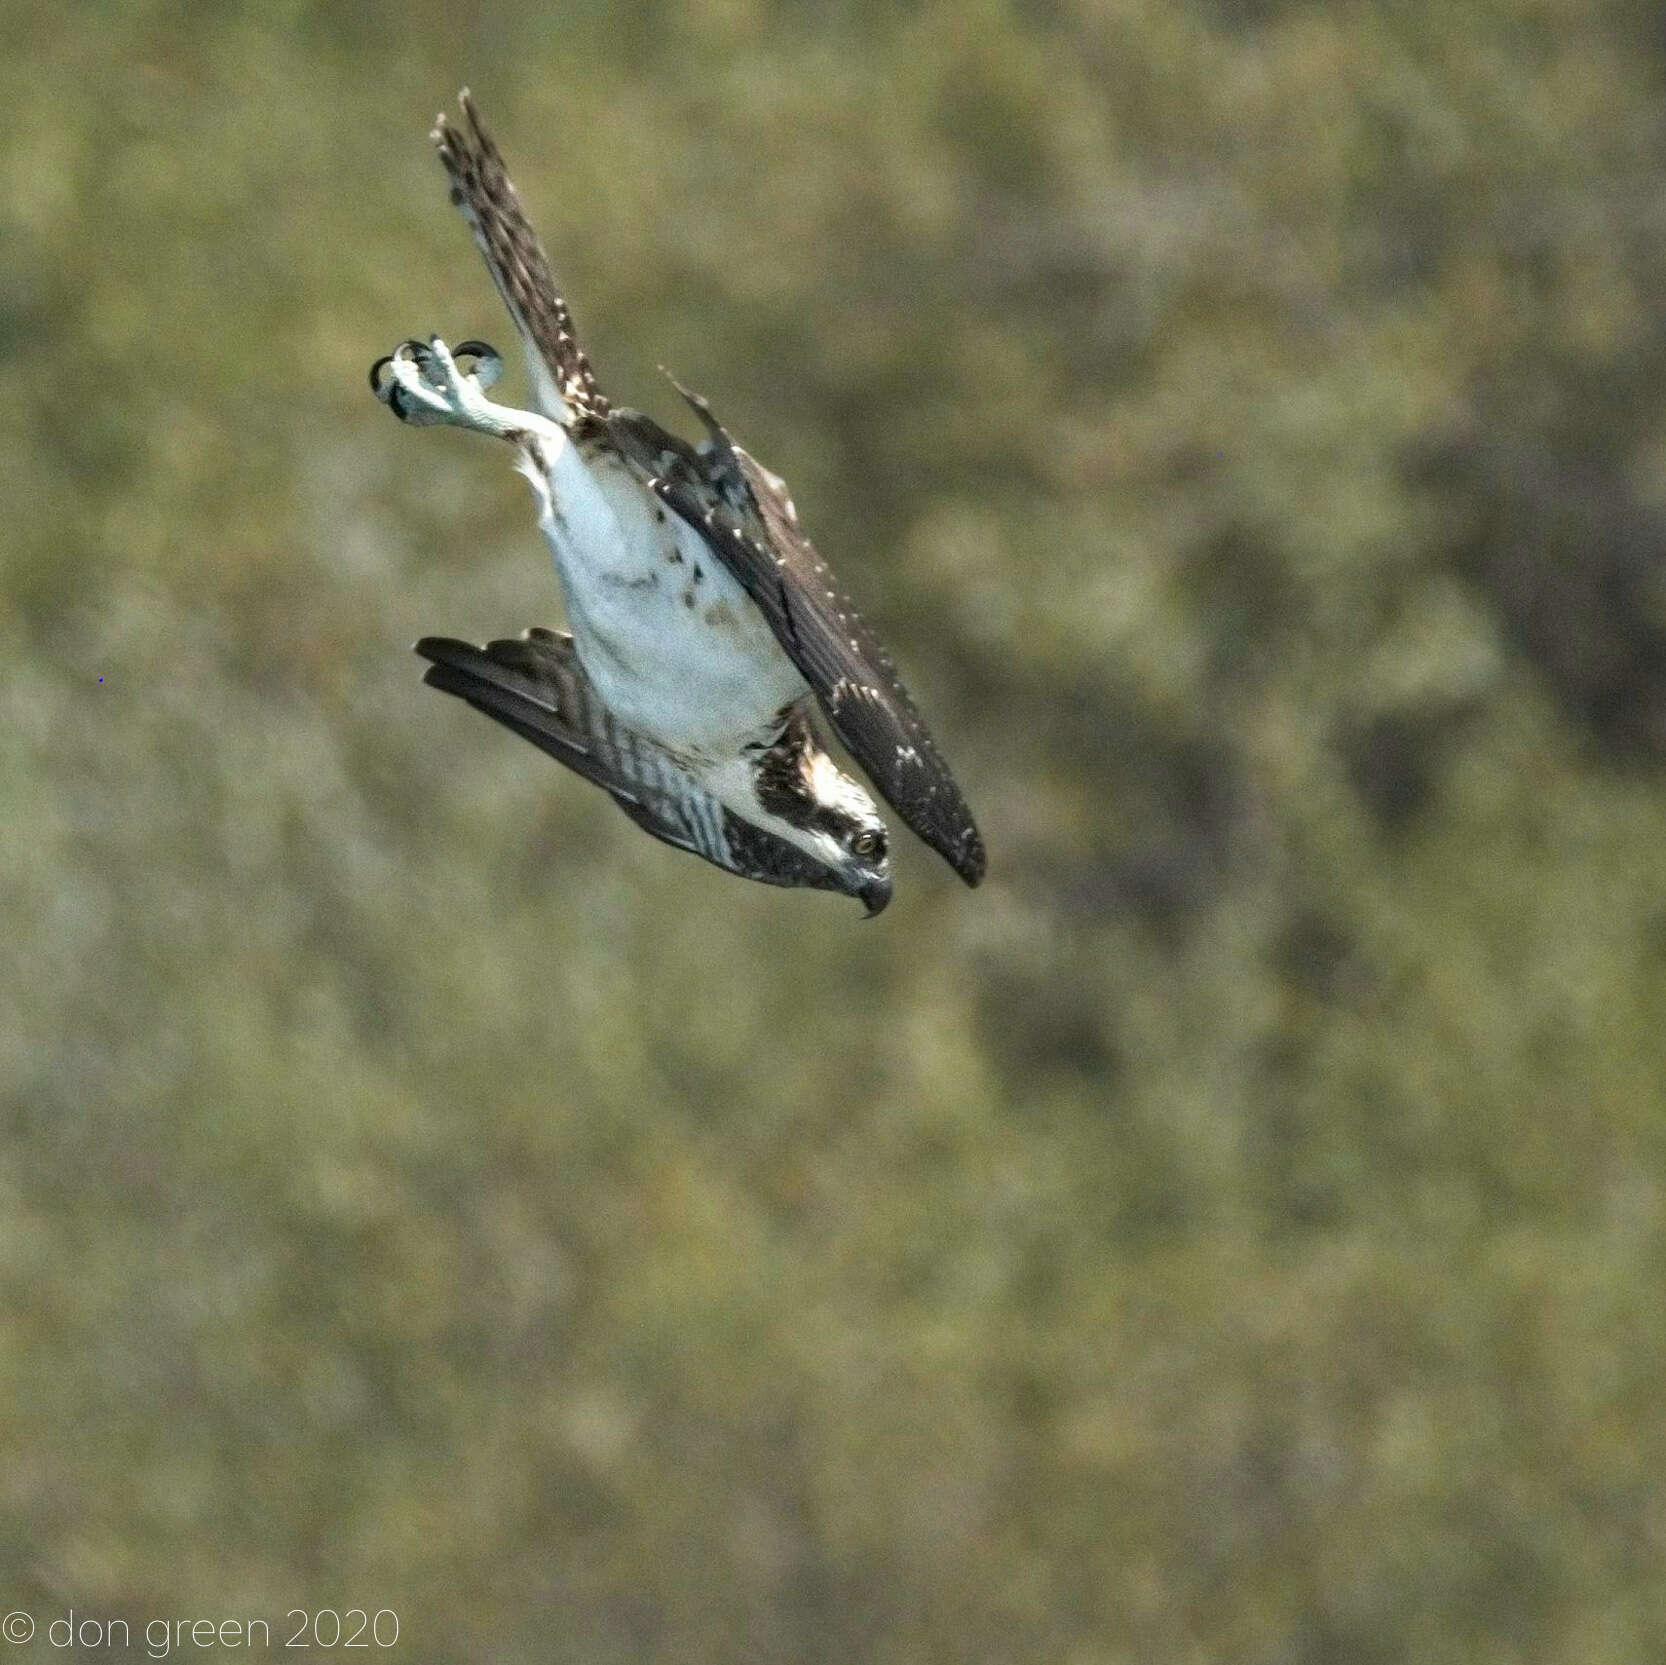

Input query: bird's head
[754,724,893,916]
[829,798,893,918]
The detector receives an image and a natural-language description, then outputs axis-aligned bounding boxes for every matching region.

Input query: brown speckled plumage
[432,91,608,420]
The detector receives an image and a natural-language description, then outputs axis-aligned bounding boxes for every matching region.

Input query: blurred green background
[5,0,1666,1659]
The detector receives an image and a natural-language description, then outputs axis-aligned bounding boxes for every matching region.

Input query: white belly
[522,430,805,754]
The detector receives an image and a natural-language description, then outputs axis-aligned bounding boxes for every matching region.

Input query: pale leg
[370,336,565,451]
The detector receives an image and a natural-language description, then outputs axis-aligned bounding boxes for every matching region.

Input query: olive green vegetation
[3,0,1665,1659]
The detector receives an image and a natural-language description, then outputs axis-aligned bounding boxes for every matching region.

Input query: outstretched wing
[415,629,848,897]
[431,91,608,423]
[606,391,987,886]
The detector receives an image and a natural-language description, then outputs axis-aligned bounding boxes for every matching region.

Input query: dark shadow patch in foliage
[1420,431,1666,759]
[1273,908,1372,1007]
[1199,0,1312,38]
[1406,344,1666,762]
[994,655,1256,941]
[1112,733,1253,940]
[1245,1048,1362,1235]
[1020,762,1251,941]
[1186,518,1307,694]
[958,197,1159,390]
[975,957,1122,1093]
[1336,702,1475,832]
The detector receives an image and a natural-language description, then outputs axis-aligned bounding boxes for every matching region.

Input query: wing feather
[606,395,987,885]
[414,630,848,895]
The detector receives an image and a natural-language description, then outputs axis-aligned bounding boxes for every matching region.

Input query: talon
[453,339,503,390]
[365,331,521,437]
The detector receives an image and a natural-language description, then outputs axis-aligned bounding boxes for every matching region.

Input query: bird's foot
[369,336,512,433]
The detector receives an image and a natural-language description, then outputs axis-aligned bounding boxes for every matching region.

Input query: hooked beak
[857,871,893,918]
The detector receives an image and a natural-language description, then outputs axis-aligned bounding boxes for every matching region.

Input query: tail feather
[432,91,608,423]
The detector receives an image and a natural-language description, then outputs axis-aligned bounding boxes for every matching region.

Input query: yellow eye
[852,829,882,859]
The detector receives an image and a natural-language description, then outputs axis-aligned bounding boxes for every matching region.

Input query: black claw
[371,341,433,419]
[453,339,503,389]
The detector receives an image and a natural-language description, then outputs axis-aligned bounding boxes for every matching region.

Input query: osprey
[372,92,985,914]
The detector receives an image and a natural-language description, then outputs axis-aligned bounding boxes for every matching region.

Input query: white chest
[521,431,805,753]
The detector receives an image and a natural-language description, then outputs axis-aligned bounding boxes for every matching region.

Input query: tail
[432,90,609,424]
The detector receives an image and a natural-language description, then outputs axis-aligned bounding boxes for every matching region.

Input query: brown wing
[415,629,850,898]
[606,390,987,886]
[431,91,609,423]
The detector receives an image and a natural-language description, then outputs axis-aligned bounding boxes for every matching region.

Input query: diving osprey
[372,92,985,913]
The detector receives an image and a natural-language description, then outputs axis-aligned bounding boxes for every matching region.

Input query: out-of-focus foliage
[4,0,1666,1659]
